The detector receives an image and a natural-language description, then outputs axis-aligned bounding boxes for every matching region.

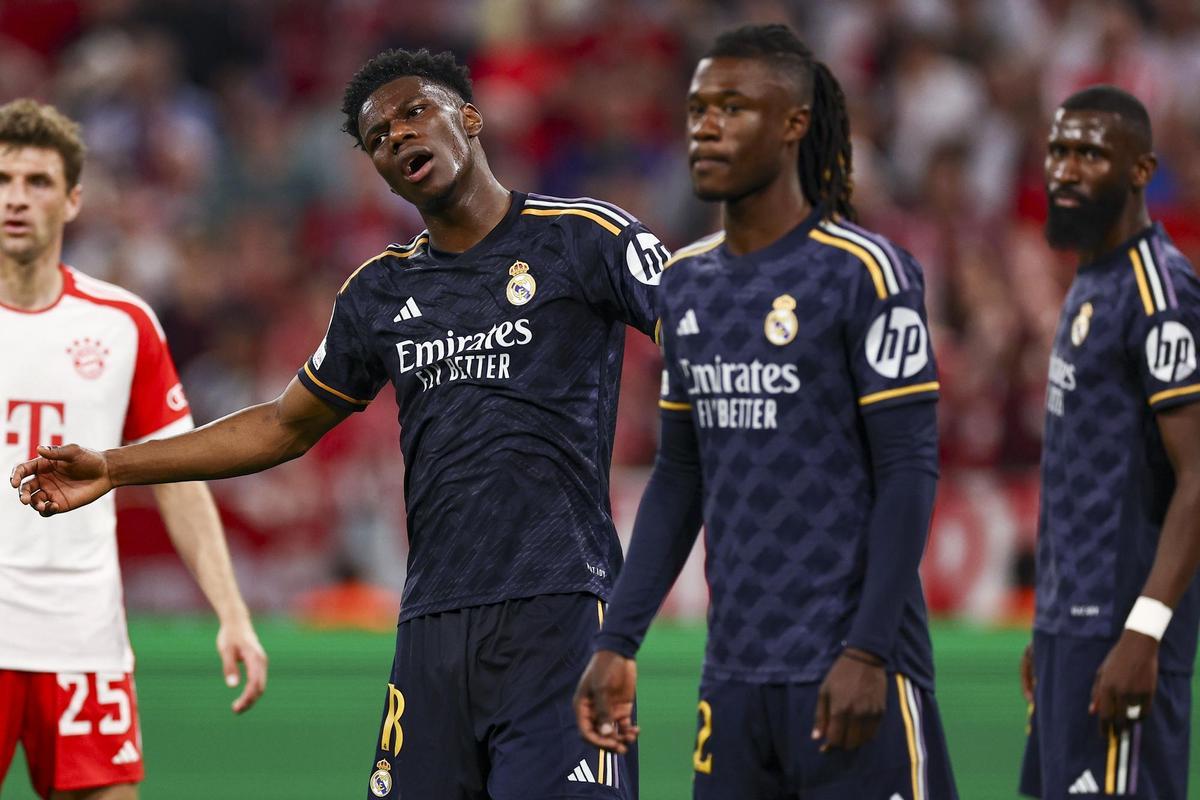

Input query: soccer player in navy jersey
[1017,86,1200,800]
[10,49,668,799]
[574,24,957,799]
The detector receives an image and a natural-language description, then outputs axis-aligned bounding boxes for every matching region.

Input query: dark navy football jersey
[1035,223,1200,672]
[658,210,940,686]
[298,192,665,621]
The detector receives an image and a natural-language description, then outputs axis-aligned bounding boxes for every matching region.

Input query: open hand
[10,444,112,516]
[217,618,268,714]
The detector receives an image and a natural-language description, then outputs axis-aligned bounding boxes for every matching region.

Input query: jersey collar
[717,204,825,266]
[425,191,527,263]
[1078,222,1164,273]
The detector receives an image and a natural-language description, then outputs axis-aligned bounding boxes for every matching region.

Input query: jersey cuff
[593,631,640,660]
[297,364,371,412]
[1148,383,1200,410]
[658,399,692,414]
[858,381,940,410]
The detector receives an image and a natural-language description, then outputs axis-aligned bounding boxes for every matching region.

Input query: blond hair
[0,99,86,188]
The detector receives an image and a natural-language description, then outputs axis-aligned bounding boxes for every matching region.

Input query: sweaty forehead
[359,77,458,130]
[689,57,798,102]
[1048,109,1123,146]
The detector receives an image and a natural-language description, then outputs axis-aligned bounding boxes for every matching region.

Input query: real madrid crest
[369,759,393,797]
[506,260,536,306]
[764,294,799,346]
[1070,301,1093,346]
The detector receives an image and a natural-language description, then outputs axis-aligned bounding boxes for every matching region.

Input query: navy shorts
[691,672,957,799]
[1020,631,1192,799]
[365,592,635,800]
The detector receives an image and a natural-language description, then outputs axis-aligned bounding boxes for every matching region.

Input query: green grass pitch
[1,619,1193,798]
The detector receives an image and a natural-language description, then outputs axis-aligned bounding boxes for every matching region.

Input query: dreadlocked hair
[341,48,473,149]
[706,24,856,222]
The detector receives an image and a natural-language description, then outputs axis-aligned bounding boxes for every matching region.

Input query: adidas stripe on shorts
[1021,631,1192,798]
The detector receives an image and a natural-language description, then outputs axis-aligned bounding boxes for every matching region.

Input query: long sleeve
[844,400,939,660]
[594,411,704,657]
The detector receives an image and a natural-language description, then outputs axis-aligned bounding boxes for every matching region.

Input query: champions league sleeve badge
[764,294,799,346]
[1070,301,1093,346]
[370,760,393,797]
[506,261,537,306]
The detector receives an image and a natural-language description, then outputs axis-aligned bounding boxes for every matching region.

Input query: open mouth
[2,220,30,235]
[401,152,433,182]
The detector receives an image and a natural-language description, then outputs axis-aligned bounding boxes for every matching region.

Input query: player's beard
[1044,182,1127,252]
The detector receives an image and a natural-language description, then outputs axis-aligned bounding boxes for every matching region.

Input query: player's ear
[784,104,811,145]
[1131,151,1157,191]
[462,103,483,138]
[63,182,82,223]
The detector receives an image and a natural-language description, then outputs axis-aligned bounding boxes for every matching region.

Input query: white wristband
[1124,596,1173,641]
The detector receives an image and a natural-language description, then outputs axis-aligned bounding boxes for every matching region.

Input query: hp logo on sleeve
[627,232,670,286]
[865,307,929,378]
[1146,321,1197,383]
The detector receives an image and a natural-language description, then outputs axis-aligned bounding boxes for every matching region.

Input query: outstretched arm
[575,411,704,752]
[11,378,349,515]
[153,480,267,713]
[1091,401,1200,729]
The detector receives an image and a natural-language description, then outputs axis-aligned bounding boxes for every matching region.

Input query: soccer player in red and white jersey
[0,99,267,800]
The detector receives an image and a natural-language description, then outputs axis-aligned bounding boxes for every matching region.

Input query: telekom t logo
[6,400,65,460]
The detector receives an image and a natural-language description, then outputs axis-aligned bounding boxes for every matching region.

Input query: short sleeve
[1128,252,1200,413]
[297,290,388,412]
[847,250,940,414]
[123,304,192,443]
[566,207,667,338]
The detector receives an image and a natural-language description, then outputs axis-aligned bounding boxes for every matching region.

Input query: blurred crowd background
[5,0,1199,622]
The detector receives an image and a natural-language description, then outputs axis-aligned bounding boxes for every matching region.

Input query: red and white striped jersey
[0,265,193,672]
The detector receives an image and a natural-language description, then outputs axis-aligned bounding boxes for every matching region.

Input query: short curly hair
[341,48,473,149]
[0,99,86,188]
[1060,84,1152,153]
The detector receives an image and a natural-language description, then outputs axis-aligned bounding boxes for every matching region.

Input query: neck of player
[1084,198,1153,265]
[421,154,511,254]
[0,243,63,310]
[721,165,812,257]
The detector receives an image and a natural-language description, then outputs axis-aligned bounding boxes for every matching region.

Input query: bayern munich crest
[1070,301,1093,346]
[66,337,110,379]
[369,760,393,797]
[506,260,536,306]
[764,294,799,346]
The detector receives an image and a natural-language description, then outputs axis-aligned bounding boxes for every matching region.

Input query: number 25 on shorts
[693,700,713,774]
[58,673,131,736]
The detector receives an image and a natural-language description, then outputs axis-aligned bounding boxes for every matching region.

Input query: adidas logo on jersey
[677,309,700,336]
[111,740,140,765]
[1068,769,1099,794]
[393,297,422,322]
